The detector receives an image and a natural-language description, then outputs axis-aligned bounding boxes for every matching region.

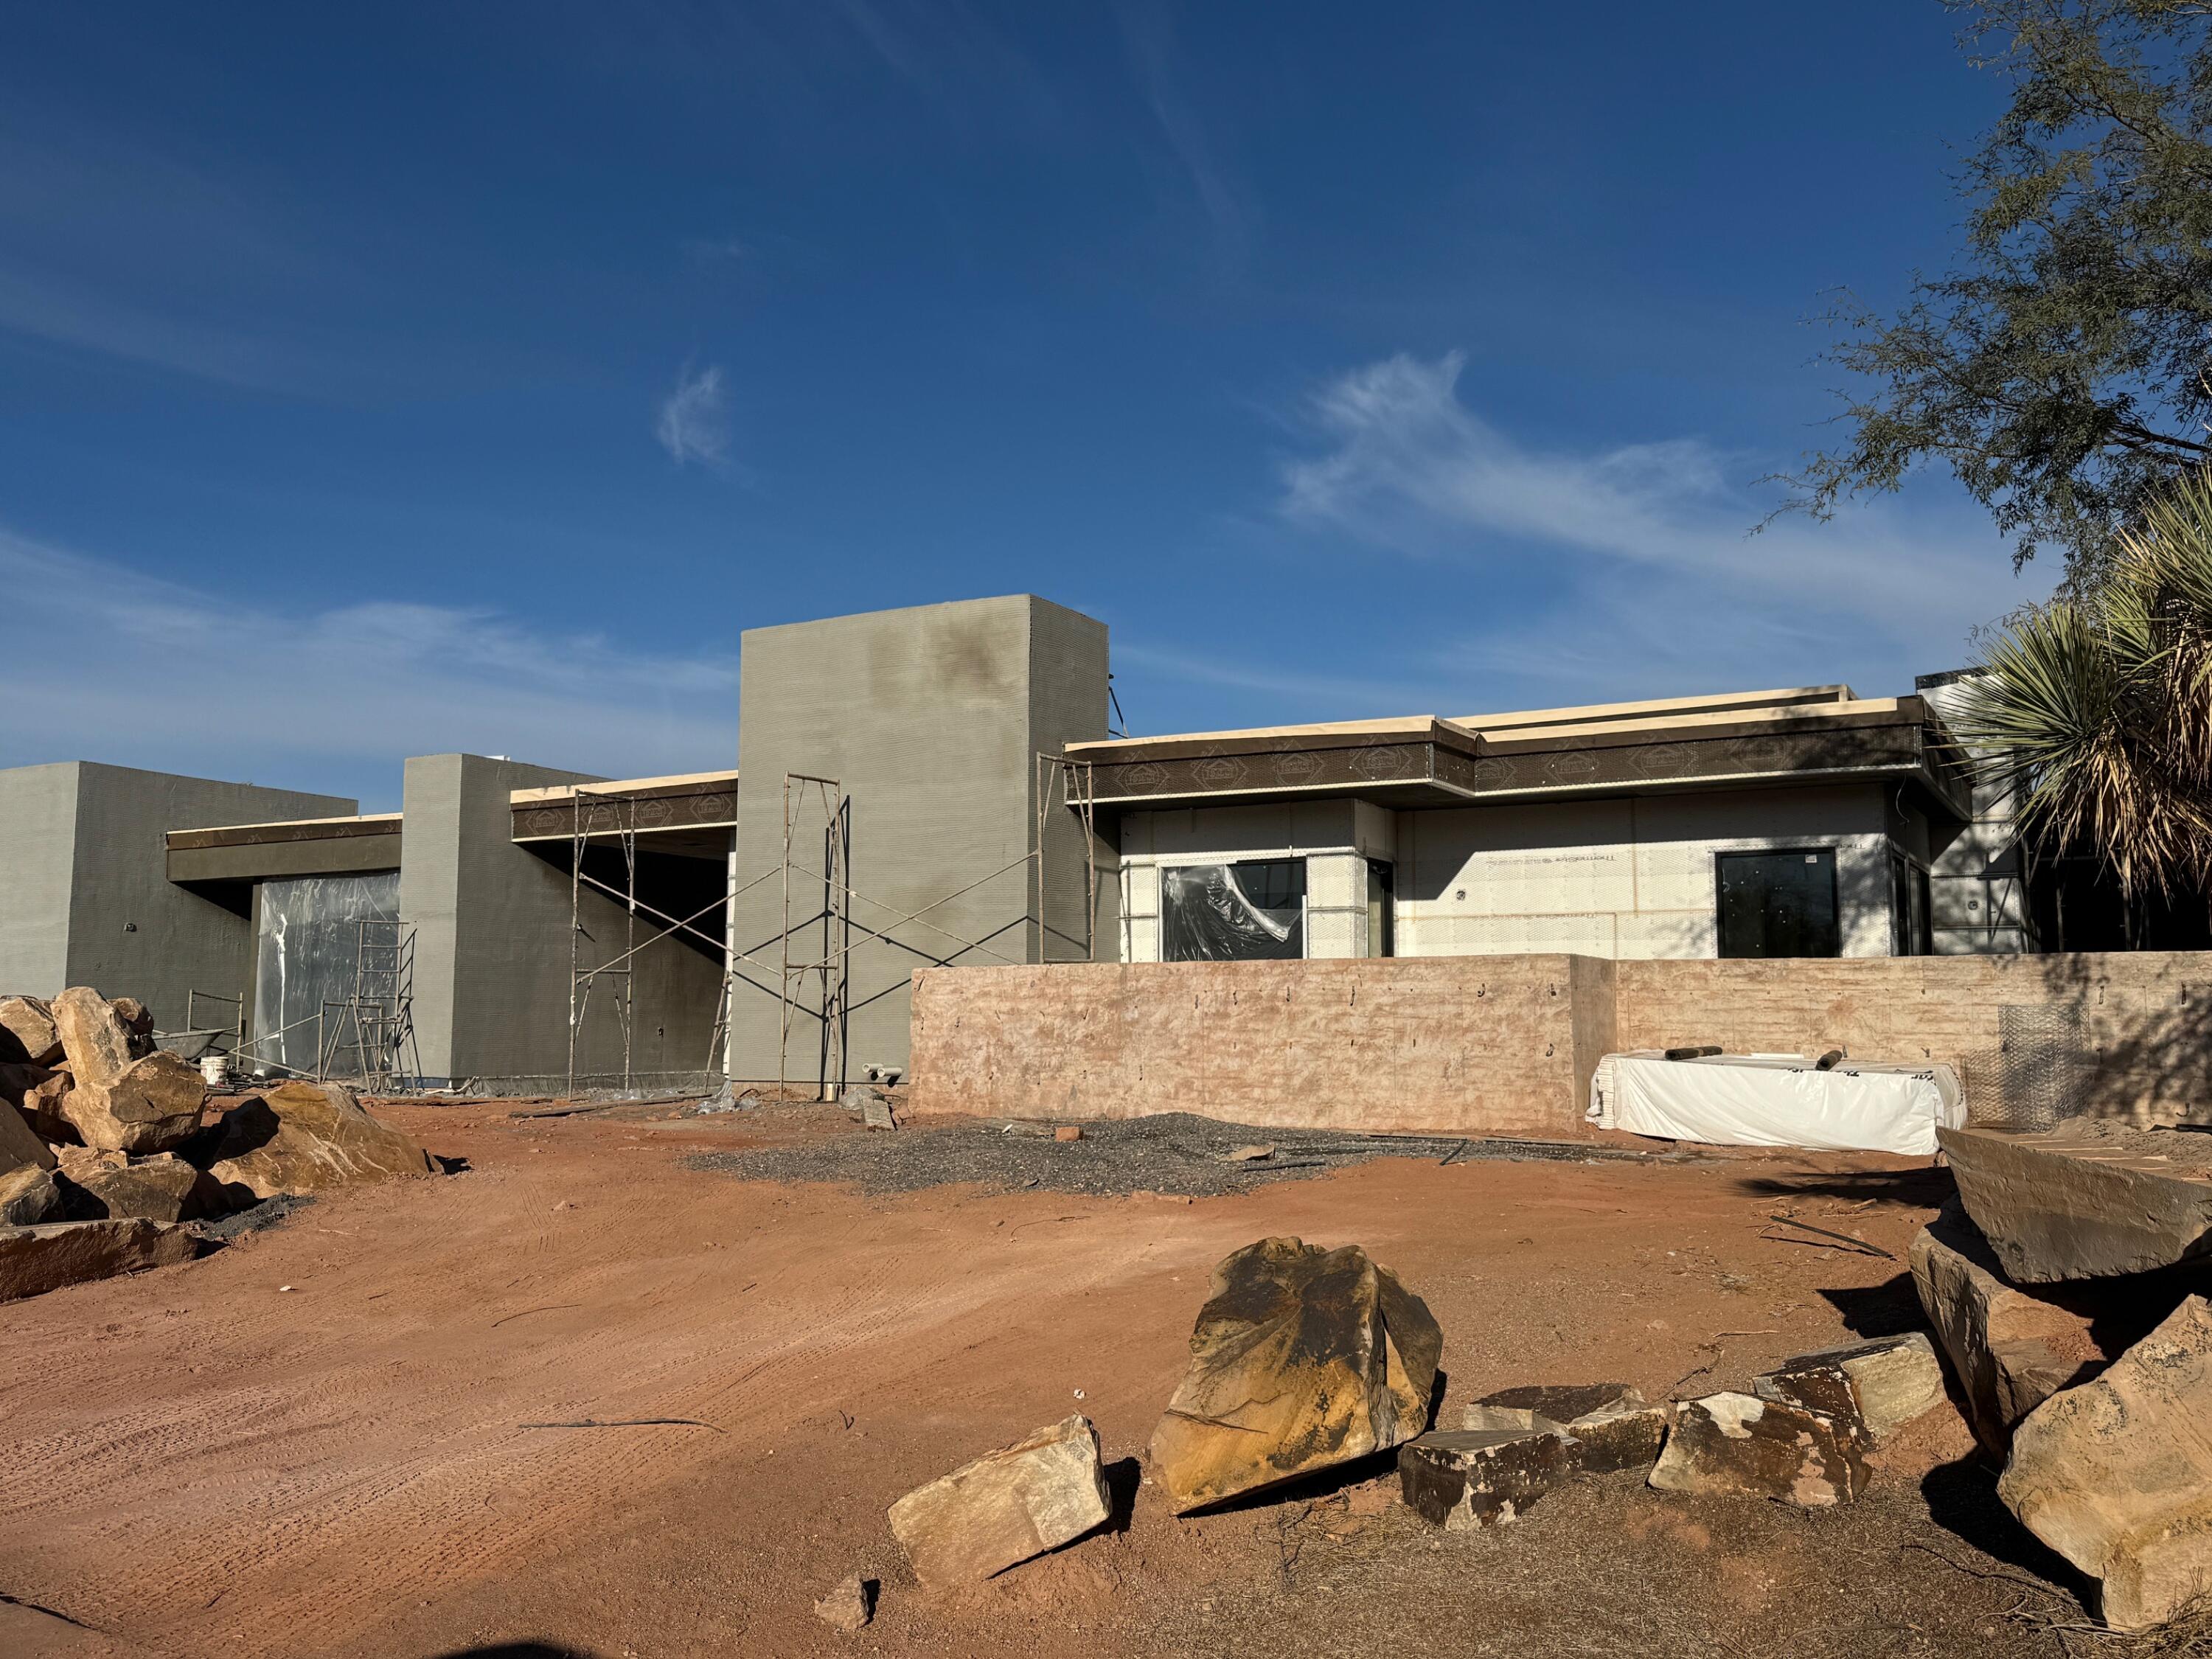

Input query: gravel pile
[686,1111,1646,1199]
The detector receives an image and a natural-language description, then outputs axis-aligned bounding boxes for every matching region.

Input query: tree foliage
[1790,0,2212,583]
[1953,468,2212,895]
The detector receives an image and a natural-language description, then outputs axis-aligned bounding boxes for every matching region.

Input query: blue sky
[0,1,2055,808]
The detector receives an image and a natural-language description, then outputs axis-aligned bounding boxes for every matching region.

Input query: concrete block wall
[908,949,2212,1136]
[1613,952,2205,1125]
[909,954,1615,1136]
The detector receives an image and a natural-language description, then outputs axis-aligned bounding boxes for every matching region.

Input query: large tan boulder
[0,1218,196,1304]
[49,987,202,1152]
[57,1148,212,1223]
[1910,1202,2121,1460]
[2000,1295,2212,1632]
[0,1166,65,1225]
[886,1414,1111,1585]
[0,996,60,1065]
[1941,1122,2212,1283]
[0,1100,55,1174]
[50,986,136,1088]
[204,1079,432,1202]
[1148,1237,1442,1514]
[59,1052,206,1155]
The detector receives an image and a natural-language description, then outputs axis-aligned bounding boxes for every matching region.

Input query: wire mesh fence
[1962,1004,2091,1130]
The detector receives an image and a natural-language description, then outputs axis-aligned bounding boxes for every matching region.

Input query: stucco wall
[908,949,2211,1136]
[729,595,1108,1085]
[0,761,354,1019]
[400,754,726,1089]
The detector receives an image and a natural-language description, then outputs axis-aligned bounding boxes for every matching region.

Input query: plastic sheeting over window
[1161,859,1306,961]
[252,872,399,1075]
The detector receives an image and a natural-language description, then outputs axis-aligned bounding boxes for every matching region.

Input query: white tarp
[1590,1052,1964,1155]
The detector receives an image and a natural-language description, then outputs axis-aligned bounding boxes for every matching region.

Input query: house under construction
[0,592,2042,1095]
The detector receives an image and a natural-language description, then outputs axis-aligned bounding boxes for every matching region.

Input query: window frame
[1712,846,1843,960]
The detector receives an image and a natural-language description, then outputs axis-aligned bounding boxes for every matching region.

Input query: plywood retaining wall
[906,951,2210,1138]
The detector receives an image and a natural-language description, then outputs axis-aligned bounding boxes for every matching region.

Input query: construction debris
[0,1217,198,1304]
[204,1079,434,1203]
[1225,1144,1275,1163]
[1149,1237,1441,1514]
[886,1413,1111,1585]
[813,1573,875,1632]
[1999,1295,2212,1632]
[1399,1426,1579,1528]
[1467,1383,1669,1474]
[1751,1334,1945,1445]
[1649,1393,1867,1507]
[1940,1121,2212,1283]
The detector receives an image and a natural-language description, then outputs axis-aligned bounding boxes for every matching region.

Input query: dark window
[1716,849,1841,959]
[1890,852,1934,956]
[1366,860,1395,958]
[1161,859,1306,961]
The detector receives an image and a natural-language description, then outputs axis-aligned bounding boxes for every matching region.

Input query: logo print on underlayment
[1192,757,1250,789]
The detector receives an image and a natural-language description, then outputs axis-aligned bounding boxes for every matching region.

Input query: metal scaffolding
[779,775,851,1104]
[561,761,1099,1104]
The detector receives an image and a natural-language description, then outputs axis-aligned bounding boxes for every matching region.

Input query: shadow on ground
[1731,1166,1955,1208]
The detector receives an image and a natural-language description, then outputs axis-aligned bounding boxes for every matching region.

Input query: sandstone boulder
[59,1051,206,1155]
[1399,1427,1578,1528]
[1913,1203,2086,1456]
[2000,1295,2212,1632]
[57,1150,211,1223]
[51,986,137,1089]
[886,1414,1110,1585]
[1464,1383,1669,1474]
[3,1063,75,1143]
[0,1218,196,1304]
[0,1165,65,1225]
[1941,1123,2212,1284]
[0,996,60,1065]
[110,998,156,1059]
[204,1079,432,1202]
[1149,1237,1442,1513]
[1753,1334,1946,1444]
[1649,1393,1866,1507]
[0,1099,55,1174]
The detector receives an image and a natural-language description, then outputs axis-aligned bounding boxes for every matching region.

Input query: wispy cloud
[1120,4,1255,270]
[1278,350,2056,703]
[0,526,738,806]
[655,362,731,469]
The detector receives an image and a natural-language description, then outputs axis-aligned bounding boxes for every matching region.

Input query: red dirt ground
[0,1100,2079,1659]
